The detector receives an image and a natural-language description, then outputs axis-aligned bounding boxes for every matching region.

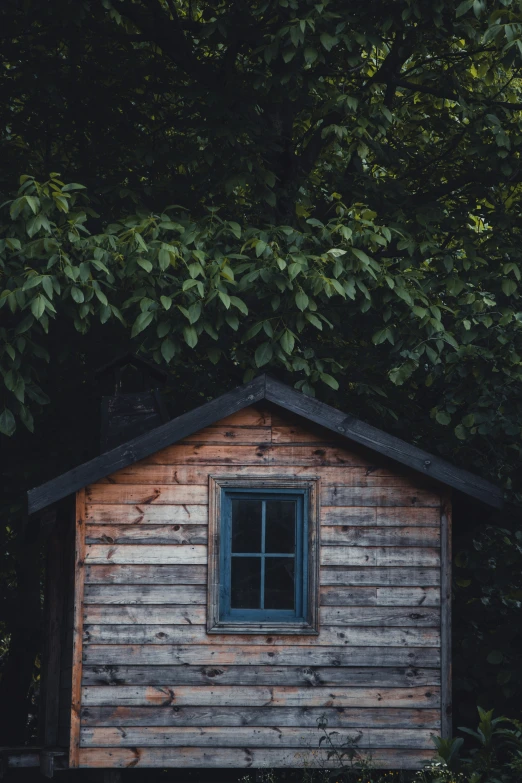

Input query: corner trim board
[440,490,452,740]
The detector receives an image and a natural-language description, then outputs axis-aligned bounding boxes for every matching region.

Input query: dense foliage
[0,0,521,745]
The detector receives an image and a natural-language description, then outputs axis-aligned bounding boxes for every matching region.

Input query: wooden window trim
[207,475,320,635]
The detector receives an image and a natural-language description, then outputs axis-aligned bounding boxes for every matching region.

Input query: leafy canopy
[0,0,521,493]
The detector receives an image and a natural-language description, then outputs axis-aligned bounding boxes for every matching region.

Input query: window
[207,476,319,635]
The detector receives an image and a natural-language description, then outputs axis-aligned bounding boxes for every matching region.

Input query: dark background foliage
[0,0,521,749]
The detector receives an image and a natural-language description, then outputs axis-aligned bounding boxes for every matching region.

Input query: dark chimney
[96,353,169,452]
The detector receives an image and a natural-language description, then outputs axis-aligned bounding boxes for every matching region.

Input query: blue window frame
[219,488,308,623]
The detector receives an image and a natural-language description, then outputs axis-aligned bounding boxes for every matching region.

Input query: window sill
[207,620,319,635]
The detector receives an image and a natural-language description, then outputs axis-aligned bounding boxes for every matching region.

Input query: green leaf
[487,650,503,665]
[255,240,267,258]
[24,195,39,214]
[61,183,87,191]
[436,411,451,425]
[160,295,172,310]
[188,302,202,324]
[131,310,153,337]
[502,279,517,296]
[456,0,474,16]
[295,291,309,311]
[228,221,241,239]
[389,360,416,385]
[305,313,322,330]
[230,296,248,315]
[351,248,371,265]
[372,327,394,345]
[95,289,108,306]
[19,404,34,433]
[320,32,339,51]
[218,291,231,309]
[304,47,318,64]
[183,325,198,348]
[15,315,34,335]
[454,424,467,440]
[0,408,15,437]
[42,277,54,298]
[320,373,339,390]
[158,248,171,270]
[31,296,45,319]
[280,330,295,355]
[23,276,43,292]
[161,338,176,363]
[255,341,273,367]
[137,258,153,273]
[225,313,239,330]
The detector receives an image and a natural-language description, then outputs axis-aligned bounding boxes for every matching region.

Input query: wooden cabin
[22,374,502,776]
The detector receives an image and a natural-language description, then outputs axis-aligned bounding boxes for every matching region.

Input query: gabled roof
[27,374,503,514]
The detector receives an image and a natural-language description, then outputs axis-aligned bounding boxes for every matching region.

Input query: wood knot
[203,667,224,678]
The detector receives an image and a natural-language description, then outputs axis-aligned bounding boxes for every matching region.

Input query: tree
[1,0,521,743]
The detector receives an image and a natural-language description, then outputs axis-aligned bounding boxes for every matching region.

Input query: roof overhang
[27,374,504,514]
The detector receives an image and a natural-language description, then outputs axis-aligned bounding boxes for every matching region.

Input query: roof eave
[27,373,504,514]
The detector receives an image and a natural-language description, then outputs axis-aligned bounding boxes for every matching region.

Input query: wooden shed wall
[73,405,448,770]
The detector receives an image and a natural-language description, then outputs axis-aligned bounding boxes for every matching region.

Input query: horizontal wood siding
[78,405,444,769]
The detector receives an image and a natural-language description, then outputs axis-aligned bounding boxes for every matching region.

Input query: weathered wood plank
[144,444,373,467]
[321,506,441,527]
[321,526,440,547]
[217,407,271,426]
[320,607,439,627]
[81,685,441,708]
[82,665,441,688]
[322,486,440,508]
[81,705,442,729]
[84,545,207,565]
[85,525,208,545]
[85,485,207,505]
[83,605,438,627]
[84,605,207,625]
[181,425,271,444]
[80,725,434,749]
[84,585,207,604]
[88,565,440,587]
[82,644,441,668]
[320,567,440,586]
[77,746,435,769]
[271,424,333,443]
[85,504,207,525]
[82,625,440,647]
[85,565,207,584]
[98,466,422,487]
[320,587,440,607]
[321,547,440,567]
[69,489,86,768]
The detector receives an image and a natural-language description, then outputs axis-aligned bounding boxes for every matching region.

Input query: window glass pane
[265,500,296,553]
[231,499,262,553]
[264,557,295,610]
[231,557,261,608]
